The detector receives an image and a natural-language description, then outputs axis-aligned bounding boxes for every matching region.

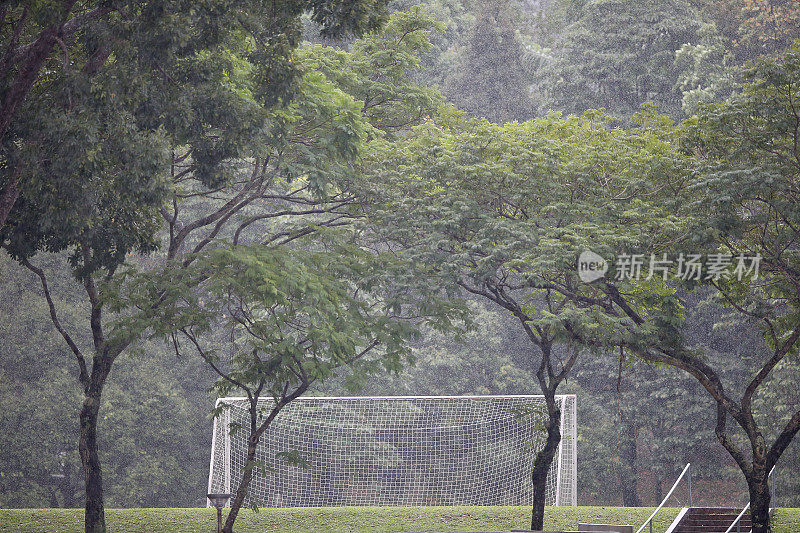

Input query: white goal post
[207,395,577,508]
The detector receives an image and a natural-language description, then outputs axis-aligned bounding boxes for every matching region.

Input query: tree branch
[0,5,29,83]
[766,408,800,471]
[20,257,89,388]
[180,327,252,396]
[715,404,753,477]
[10,6,114,65]
[742,320,800,417]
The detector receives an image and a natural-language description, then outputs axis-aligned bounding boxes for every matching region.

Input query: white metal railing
[636,463,693,533]
[724,502,750,533]
[723,467,776,533]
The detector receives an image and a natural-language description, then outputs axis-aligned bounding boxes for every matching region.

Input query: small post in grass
[207,493,231,533]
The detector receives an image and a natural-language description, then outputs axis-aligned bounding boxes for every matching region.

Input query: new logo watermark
[577,250,608,283]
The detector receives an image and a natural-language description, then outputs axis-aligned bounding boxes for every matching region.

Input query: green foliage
[535,0,701,120]
[683,42,800,347]
[573,337,752,505]
[675,22,739,114]
[101,6,462,403]
[0,4,410,530]
[321,301,534,396]
[4,0,800,518]
[389,0,474,88]
[117,241,420,400]
[1,0,393,277]
[446,0,532,122]
[359,105,692,527]
[735,0,800,59]
[302,7,444,136]
[522,43,800,518]
[0,253,213,508]
[0,252,86,508]
[363,110,688,350]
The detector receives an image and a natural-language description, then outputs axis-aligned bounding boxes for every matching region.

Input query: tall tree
[0,1,389,229]
[105,12,457,530]
[536,0,701,120]
[118,241,453,532]
[530,46,800,532]
[677,45,800,531]
[0,250,222,509]
[0,2,393,531]
[446,0,532,122]
[362,110,684,528]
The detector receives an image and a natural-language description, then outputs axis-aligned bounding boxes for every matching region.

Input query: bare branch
[235,206,350,245]
[20,257,89,388]
[0,5,29,81]
[716,404,753,477]
[169,185,255,258]
[767,408,800,471]
[252,380,310,441]
[11,5,114,65]
[180,327,253,396]
[742,320,800,413]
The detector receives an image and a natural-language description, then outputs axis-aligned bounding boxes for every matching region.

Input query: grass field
[1,506,798,533]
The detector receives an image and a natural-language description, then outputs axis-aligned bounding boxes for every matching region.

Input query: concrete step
[672,507,752,533]
[673,527,750,532]
[670,507,752,533]
[682,517,751,523]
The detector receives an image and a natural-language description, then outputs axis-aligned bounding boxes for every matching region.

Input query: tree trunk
[62,460,78,508]
[0,2,79,141]
[618,421,641,507]
[653,477,662,506]
[530,407,561,531]
[749,474,772,533]
[222,439,258,533]
[713,406,775,533]
[0,167,20,229]
[79,393,105,533]
[49,486,59,508]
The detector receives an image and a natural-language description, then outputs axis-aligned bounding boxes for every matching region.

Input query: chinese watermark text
[578,251,761,282]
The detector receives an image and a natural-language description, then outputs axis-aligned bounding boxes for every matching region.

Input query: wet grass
[0,506,797,532]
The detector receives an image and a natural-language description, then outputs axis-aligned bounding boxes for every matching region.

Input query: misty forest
[1,1,800,533]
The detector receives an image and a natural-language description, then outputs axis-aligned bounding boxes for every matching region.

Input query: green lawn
[0,506,798,533]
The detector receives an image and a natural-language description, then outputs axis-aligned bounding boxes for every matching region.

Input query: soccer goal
[207,395,577,508]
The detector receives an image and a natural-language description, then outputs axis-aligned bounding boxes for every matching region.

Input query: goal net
[207,395,577,508]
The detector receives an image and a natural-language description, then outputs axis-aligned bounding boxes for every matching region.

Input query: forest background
[2,0,799,511]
